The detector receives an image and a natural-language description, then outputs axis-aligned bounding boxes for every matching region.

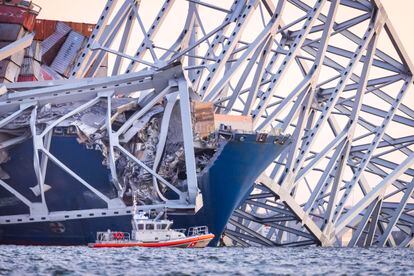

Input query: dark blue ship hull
[0,133,286,246]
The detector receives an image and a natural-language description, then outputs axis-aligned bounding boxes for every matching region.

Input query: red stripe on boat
[89,234,214,248]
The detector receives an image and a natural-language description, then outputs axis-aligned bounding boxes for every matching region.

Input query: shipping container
[20,57,41,77]
[0,60,21,83]
[40,65,62,81]
[82,23,94,37]
[17,74,37,82]
[0,22,26,41]
[34,19,95,41]
[192,102,215,138]
[68,22,82,34]
[34,19,57,41]
[34,19,45,40]
[0,41,24,65]
[0,77,11,83]
[50,30,85,77]
[40,19,57,41]
[0,0,23,5]
[0,0,32,8]
[214,114,254,132]
[41,21,71,65]
[0,3,38,31]
[41,21,71,53]
[24,40,41,61]
[68,22,94,37]
[42,36,66,66]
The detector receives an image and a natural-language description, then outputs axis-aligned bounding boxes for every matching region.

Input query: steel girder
[0,65,202,224]
[2,0,414,247]
[0,34,34,63]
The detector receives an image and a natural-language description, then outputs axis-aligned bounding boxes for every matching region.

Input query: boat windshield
[135,220,171,231]
[154,223,170,230]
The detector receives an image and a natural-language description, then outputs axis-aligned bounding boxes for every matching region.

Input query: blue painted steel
[171,133,285,245]
[0,133,287,245]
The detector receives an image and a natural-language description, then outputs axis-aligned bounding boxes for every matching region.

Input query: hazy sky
[33,0,414,62]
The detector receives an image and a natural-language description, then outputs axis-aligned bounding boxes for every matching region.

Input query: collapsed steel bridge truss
[0,65,203,223]
[1,0,414,247]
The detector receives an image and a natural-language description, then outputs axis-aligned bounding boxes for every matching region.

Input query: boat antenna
[133,192,138,214]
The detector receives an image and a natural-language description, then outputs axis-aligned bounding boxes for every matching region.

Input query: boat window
[156,224,162,230]
[161,224,168,229]
[137,224,144,230]
[146,224,154,230]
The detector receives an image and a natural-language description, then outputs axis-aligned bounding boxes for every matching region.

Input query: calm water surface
[0,246,413,275]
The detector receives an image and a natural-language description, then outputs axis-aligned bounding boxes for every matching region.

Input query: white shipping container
[20,57,41,78]
[0,42,25,65]
[50,30,85,76]
[0,60,21,83]
[0,78,11,84]
[24,41,42,62]
[41,22,71,54]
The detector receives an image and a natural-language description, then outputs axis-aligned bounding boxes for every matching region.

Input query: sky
[33,0,414,64]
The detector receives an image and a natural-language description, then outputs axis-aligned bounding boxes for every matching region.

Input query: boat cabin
[129,212,186,242]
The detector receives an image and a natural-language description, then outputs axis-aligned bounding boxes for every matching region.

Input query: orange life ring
[114,232,124,240]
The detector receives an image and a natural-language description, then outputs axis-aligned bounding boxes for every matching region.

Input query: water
[0,246,413,275]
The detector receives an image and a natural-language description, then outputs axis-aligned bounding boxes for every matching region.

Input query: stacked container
[192,102,215,138]
[17,40,41,81]
[0,0,40,83]
[0,2,107,83]
[50,30,86,78]
[41,21,71,65]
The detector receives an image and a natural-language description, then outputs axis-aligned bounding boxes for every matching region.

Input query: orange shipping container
[214,114,253,132]
[192,102,215,138]
[33,19,96,41]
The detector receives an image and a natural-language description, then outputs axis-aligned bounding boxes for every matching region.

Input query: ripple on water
[0,246,413,275]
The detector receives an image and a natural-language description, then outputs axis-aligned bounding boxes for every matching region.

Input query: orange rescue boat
[88,212,214,248]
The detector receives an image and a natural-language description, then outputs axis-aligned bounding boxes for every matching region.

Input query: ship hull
[0,133,287,246]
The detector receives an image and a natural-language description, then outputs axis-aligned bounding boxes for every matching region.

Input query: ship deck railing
[173,226,210,237]
[96,231,131,242]
[188,226,209,236]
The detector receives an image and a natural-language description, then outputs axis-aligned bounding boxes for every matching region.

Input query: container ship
[0,130,289,245]
[0,0,290,246]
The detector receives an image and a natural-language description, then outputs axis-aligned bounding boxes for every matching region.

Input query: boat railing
[174,228,187,234]
[188,226,209,236]
[96,231,130,242]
